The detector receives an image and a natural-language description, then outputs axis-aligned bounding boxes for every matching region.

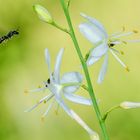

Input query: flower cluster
[79,13,140,83]
[25,48,99,140]
[25,4,140,140]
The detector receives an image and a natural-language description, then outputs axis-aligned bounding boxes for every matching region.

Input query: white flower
[79,13,140,83]
[120,101,140,109]
[25,48,99,140]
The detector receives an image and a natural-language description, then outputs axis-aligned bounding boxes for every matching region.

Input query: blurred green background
[0,0,140,140]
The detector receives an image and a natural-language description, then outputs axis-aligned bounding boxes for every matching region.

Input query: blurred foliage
[0,0,140,140]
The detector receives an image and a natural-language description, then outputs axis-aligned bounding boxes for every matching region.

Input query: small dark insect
[0,30,19,44]
[109,43,115,47]
[47,78,50,84]
[45,78,51,87]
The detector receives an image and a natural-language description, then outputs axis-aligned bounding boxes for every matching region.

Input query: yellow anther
[126,67,130,72]
[133,30,138,33]
[41,116,45,122]
[122,26,125,32]
[120,51,124,55]
[44,100,47,104]
[122,41,127,44]
[55,105,60,115]
[38,85,42,88]
[24,89,29,96]
[55,110,58,115]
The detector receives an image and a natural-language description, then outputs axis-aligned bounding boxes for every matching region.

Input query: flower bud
[90,132,99,140]
[120,101,140,109]
[33,4,53,24]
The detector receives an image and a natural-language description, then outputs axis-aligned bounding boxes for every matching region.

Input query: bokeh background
[0,0,140,140]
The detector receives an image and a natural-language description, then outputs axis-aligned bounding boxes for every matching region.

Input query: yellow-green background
[0,0,140,140]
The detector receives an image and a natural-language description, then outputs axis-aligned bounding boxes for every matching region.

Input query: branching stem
[51,21,70,34]
[60,0,110,140]
[103,105,120,121]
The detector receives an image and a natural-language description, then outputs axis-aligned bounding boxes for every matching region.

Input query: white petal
[56,98,99,140]
[87,56,101,66]
[45,48,52,78]
[25,94,54,112]
[80,13,107,37]
[64,92,92,105]
[54,48,64,83]
[86,43,108,66]
[79,22,106,44]
[120,101,140,109]
[56,97,73,117]
[61,72,83,93]
[97,54,108,84]
[90,43,108,57]
[70,110,100,140]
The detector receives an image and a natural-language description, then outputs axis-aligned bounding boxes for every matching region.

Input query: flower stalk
[102,105,120,121]
[60,0,109,140]
[51,21,70,34]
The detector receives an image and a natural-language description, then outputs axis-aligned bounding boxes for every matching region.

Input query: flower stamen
[24,89,29,96]
[120,51,124,55]
[126,66,130,72]
[38,85,42,88]
[55,104,60,115]
[133,30,138,33]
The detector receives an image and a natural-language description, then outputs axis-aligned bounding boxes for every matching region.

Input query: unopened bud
[120,101,140,109]
[90,132,99,140]
[33,4,53,24]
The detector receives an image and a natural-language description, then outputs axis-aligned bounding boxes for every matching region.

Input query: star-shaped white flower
[79,13,140,83]
[25,48,99,140]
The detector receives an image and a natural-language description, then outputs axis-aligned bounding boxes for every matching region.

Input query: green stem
[51,21,70,34]
[60,0,109,140]
[103,105,120,121]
